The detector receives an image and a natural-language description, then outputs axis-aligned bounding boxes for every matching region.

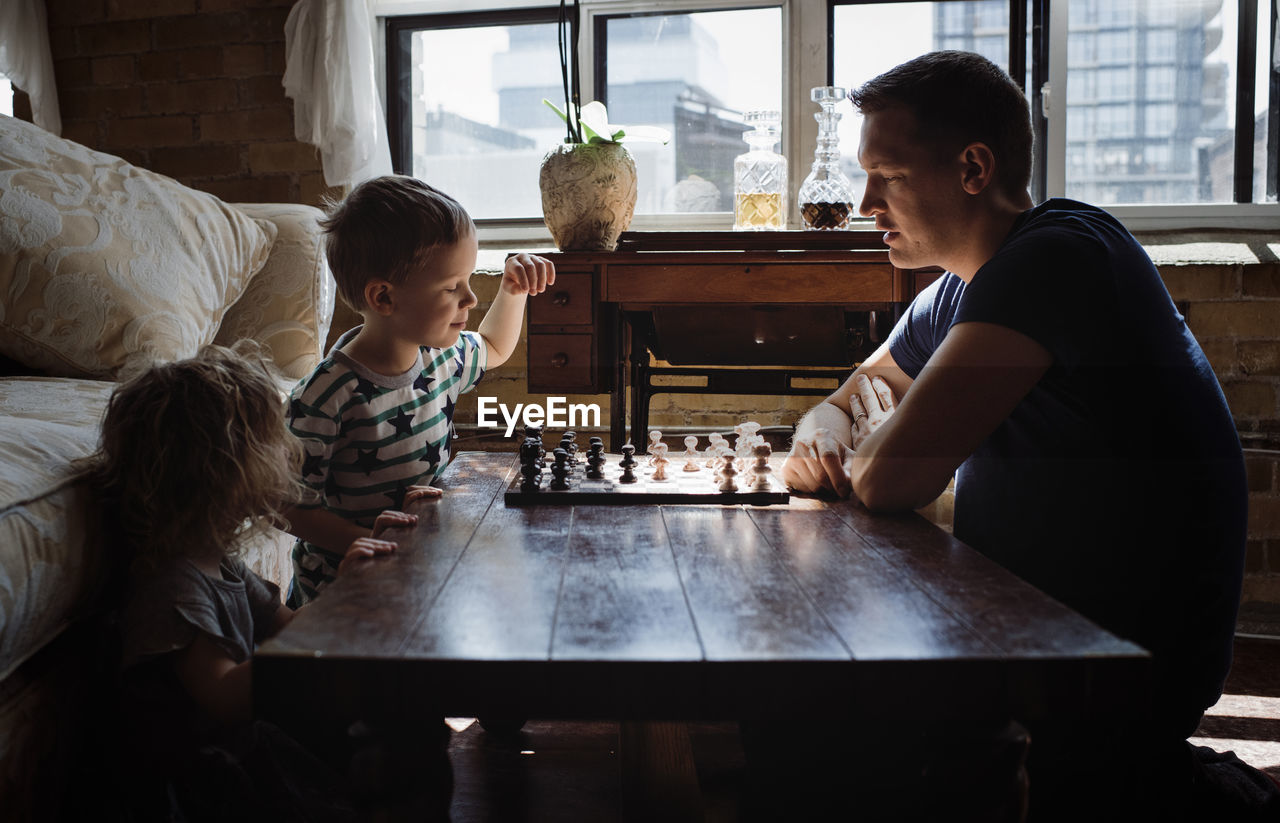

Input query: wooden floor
[446,636,1280,822]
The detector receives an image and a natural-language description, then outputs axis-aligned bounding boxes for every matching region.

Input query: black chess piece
[550,447,570,490]
[586,442,605,479]
[619,444,637,484]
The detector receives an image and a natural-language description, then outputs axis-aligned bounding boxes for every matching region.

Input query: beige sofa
[0,115,334,820]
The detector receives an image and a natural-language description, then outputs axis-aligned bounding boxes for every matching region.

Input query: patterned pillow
[0,115,276,378]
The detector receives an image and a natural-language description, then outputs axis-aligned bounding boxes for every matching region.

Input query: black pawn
[619,444,638,484]
[586,442,605,479]
[550,448,571,490]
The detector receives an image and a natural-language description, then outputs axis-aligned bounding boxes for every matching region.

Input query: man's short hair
[850,51,1033,198]
[321,175,475,311]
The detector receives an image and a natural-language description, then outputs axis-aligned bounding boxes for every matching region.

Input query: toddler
[284,175,554,605]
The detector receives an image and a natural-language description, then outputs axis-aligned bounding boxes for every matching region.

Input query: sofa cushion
[0,115,276,379]
[0,377,113,682]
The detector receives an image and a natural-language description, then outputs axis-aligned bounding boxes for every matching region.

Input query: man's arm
[849,321,1051,511]
[783,342,914,495]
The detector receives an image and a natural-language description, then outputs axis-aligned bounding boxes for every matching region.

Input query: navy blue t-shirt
[887,199,1246,734]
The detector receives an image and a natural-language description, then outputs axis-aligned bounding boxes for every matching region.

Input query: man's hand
[850,374,897,450]
[502,252,556,296]
[780,427,856,498]
[338,510,418,574]
[404,484,443,505]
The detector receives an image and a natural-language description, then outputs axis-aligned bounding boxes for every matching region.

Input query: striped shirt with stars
[285,325,486,605]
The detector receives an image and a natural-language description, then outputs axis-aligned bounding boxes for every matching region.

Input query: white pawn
[652,443,670,481]
[706,432,726,467]
[751,442,773,491]
[682,435,701,472]
[647,430,663,466]
[718,451,739,493]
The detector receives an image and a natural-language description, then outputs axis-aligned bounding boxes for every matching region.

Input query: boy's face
[389,231,480,349]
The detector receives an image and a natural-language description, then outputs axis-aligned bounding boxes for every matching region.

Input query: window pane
[408,20,561,219]
[1065,0,1239,204]
[602,8,783,215]
[833,2,1017,198]
[0,74,10,117]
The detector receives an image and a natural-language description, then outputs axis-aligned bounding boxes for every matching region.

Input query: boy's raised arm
[480,252,555,368]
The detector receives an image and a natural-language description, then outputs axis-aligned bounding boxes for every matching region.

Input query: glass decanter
[733,110,787,231]
[798,87,858,230]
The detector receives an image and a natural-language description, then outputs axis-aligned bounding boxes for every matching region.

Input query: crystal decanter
[798,87,857,230]
[733,110,787,230]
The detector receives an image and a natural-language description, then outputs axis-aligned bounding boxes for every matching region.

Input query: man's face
[856,106,968,271]
[391,231,480,349]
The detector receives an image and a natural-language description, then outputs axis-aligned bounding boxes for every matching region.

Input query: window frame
[376,0,1280,237]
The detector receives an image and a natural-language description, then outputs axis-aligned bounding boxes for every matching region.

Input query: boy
[284,175,554,606]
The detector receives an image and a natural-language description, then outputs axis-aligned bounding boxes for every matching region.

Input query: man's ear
[959,142,997,195]
[363,279,395,316]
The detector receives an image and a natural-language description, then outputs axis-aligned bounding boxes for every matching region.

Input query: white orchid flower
[543,98,671,145]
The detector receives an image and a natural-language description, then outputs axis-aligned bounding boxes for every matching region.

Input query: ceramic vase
[539,142,638,251]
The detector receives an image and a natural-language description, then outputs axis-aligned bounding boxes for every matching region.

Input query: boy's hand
[502,252,555,296]
[338,537,396,574]
[370,509,417,538]
[404,484,443,504]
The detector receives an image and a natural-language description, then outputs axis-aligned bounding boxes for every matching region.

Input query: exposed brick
[106,0,196,21]
[91,55,136,86]
[222,44,266,78]
[198,0,280,11]
[1243,264,1280,298]
[1197,338,1237,378]
[198,175,292,203]
[55,58,94,90]
[78,21,151,56]
[179,47,225,79]
[146,79,237,114]
[1245,452,1277,492]
[151,144,242,178]
[299,172,341,208]
[1186,301,1280,339]
[139,51,180,82]
[249,141,320,173]
[60,86,145,119]
[153,14,242,50]
[1158,264,1239,302]
[1240,341,1280,377]
[48,27,78,59]
[60,121,100,149]
[265,42,287,74]
[1225,379,1280,419]
[240,75,287,107]
[47,0,106,27]
[1245,540,1267,573]
[1248,493,1280,539]
[106,115,195,148]
[242,6,293,42]
[198,106,294,142]
[112,148,151,168]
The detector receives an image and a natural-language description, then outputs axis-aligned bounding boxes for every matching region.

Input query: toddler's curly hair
[85,342,304,568]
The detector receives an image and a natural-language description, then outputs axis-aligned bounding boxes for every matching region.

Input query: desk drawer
[527,333,598,392]
[529,271,593,326]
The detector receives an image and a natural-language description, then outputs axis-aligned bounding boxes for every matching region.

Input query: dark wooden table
[256,451,1149,820]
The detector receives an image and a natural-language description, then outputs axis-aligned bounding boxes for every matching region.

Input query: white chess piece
[751,442,773,491]
[647,430,663,466]
[718,451,739,492]
[705,432,725,467]
[652,443,670,481]
[682,435,700,472]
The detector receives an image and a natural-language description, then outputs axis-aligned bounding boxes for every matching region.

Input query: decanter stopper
[798,87,857,230]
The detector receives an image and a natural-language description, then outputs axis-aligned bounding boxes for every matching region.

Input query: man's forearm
[478,288,528,369]
[283,505,368,555]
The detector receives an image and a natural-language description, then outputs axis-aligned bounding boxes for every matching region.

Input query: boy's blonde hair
[320,175,475,312]
[85,342,304,568]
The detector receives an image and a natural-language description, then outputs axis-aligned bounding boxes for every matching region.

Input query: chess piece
[706,432,725,467]
[619,444,638,483]
[682,435,701,472]
[561,431,578,465]
[647,430,663,466]
[718,452,739,493]
[586,442,605,479]
[519,438,543,491]
[550,448,570,490]
[651,443,670,481]
[751,442,773,492]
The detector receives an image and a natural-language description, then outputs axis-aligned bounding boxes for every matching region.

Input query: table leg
[618,721,704,823]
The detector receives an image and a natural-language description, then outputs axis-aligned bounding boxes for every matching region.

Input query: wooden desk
[529,231,941,449]
[256,452,1149,819]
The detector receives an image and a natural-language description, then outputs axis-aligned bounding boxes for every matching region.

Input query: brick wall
[14,0,340,208]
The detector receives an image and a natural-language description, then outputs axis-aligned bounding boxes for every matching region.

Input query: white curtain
[283,0,393,188]
[0,0,60,134]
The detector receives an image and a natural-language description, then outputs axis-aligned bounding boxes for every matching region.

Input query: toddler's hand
[338,537,396,574]
[370,509,418,539]
[404,484,443,504]
[502,252,555,296]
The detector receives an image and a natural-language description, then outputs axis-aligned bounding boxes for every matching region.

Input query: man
[779,51,1266,820]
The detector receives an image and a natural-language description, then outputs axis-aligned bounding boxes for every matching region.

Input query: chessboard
[503,453,790,506]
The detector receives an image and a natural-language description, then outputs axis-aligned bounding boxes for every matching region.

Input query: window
[0,73,11,117]
[381,0,1279,231]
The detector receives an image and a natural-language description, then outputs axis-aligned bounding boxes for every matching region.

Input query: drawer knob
[551,352,569,367]
[552,291,571,307]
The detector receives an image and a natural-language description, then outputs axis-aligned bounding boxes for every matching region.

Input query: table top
[255,452,1148,725]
